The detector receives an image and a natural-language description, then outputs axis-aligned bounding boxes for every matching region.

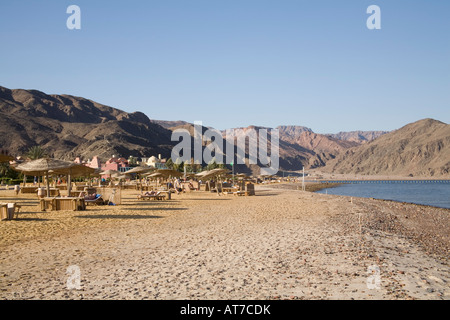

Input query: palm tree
[0,162,9,176]
[165,158,174,169]
[25,146,47,185]
[0,162,19,181]
[26,146,47,160]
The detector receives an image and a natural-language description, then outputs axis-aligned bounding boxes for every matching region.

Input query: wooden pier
[319,180,450,184]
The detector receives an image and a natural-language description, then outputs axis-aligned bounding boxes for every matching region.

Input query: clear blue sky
[1,0,449,133]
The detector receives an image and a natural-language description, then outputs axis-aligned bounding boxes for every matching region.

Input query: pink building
[73,156,102,169]
[88,156,101,169]
[101,157,129,172]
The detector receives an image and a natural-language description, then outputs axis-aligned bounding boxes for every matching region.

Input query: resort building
[144,154,167,169]
[101,156,130,173]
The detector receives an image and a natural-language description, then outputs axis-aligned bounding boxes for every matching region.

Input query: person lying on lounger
[84,193,100,200]
[144,191,159,196]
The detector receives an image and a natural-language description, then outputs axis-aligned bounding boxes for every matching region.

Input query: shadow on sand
[179,198,231,201]
[9,217,50,222]
[120,201,182,206]
[121,207,188,212]
[74,214,164,220]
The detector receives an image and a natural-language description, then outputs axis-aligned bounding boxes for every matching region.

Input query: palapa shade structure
[50,164,98,192]
[99,169,120,187]
[112,172,132,180]
[51,164,96,178]
[145,172,163,178]
[14,158,76,197]
[155,169,184,178]
[125,166,156,184]
[90,168,103,177]
[125,166,156,174]
[143,169,183,189]
[143,171,166,188]
[235,173,248,180]
[196,168,230,180]
[100,169,119,179]
[145,172,164,178]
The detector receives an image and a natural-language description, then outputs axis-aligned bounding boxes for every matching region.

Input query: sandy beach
[0,185,448,300]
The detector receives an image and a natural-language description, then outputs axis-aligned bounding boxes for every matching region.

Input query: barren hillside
[323,119,450,177]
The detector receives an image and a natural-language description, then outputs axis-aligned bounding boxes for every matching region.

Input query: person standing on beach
[174,178,183,194]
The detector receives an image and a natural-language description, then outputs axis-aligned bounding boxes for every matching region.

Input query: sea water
[315,181,450,209]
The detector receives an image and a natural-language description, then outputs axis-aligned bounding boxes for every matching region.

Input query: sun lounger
[137,192,166,201]
[84,194,105,205]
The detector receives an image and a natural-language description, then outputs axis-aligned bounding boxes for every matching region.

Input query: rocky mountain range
[323,119,450,177]
[0,86,176,161]
[326,131,389,144]
[1,86,447,177]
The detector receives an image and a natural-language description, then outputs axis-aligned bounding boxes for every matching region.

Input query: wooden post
[67,173,72,197]
[302,167,305,191]
[46,171,50,197]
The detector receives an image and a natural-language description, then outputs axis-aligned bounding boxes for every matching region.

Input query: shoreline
[259,184,449,260]
[267,181,450,210]
[306,170,450,181]
[263,182,343,193]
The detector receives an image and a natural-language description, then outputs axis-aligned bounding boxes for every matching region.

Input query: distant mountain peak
[326,130,389,144]
[276,125,314,135]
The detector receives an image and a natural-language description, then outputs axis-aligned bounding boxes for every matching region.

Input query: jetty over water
[318,179,450,184]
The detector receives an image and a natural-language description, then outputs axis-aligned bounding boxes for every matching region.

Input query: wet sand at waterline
[0,185,448,300]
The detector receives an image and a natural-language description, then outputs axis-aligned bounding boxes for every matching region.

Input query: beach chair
[84,194,105,206]
[78,190,104,206]
[137,191,166,201]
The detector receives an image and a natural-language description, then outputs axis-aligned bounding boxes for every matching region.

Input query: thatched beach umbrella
[112,172,132,180]
[196,168,229,180]
[155,169,184,178]
[100,169,119,179]
[51,164,97,193]
[125,166,156,184]
[144,172,165,188]
[99,169,120,187]
[125,166,156,174]
[235,173,248,180]
[145,172,163,178]
[195,171,210,178]
[15,158,76,197]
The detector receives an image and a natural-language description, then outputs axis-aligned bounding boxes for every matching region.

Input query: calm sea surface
[315,181,450,209]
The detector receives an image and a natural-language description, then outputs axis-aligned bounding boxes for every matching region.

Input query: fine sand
[0,185,448,300]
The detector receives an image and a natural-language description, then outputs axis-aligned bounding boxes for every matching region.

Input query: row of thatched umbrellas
[3,156,250,197]
[123,167,232,180]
